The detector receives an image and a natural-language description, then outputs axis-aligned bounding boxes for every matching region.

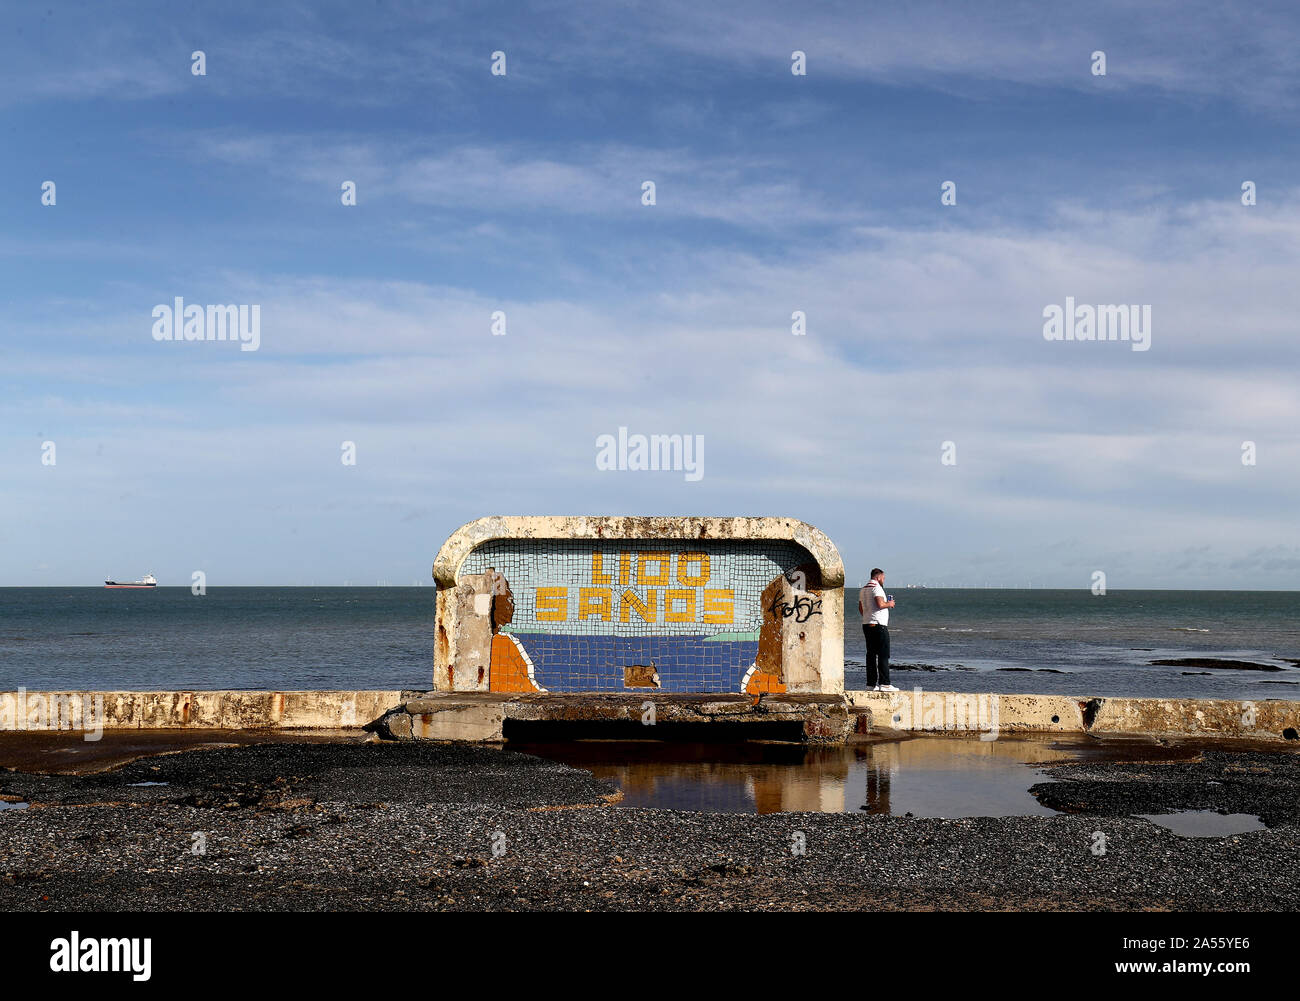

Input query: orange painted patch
[489,633,540,692]
[745,669,786,695]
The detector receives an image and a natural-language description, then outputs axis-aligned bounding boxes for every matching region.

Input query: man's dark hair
[870,568,884,578]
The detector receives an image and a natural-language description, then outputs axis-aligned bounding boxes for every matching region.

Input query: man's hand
[887,599,896,608]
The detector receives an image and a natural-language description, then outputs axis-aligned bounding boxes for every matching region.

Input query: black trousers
[864,624,891,687]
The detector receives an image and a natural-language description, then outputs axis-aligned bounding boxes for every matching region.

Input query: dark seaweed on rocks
[1148,658,1285,672]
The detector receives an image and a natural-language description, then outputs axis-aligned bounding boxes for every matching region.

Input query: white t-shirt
[861,581,888,626]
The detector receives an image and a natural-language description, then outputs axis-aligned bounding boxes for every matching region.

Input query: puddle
[0,801,30,811]
[517,735,1102,817]
[1137,811,1266,837]
[126,781,169,787]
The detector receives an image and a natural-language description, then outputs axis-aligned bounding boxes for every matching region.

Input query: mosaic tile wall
[459,539,810,692]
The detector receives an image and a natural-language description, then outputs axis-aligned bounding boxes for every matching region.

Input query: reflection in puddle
[0,801,29,811]
[518,735,1116,817]
[126,781,169,787]
[1138,811,1266,837]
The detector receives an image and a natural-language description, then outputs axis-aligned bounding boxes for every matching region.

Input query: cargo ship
[104,573,157,589]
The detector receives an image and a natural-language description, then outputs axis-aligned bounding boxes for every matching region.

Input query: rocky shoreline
[2,740,1299,911]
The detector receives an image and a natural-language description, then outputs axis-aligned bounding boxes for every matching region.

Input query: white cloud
[6,168,1299,584]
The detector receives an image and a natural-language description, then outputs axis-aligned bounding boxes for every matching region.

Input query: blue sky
[2,0,1298,587]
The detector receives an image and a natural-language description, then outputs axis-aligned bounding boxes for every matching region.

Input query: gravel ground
[2,741,1299,911]
[1031,750,1300,827]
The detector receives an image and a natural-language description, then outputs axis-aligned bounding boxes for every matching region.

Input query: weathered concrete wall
[1090,696,1300,740]
[848,690,1300,743]
[434,575,494,692]
[0,690,402,732]
[432,516,846,695]
[850,690,1082,734]
[7,687,1293,744]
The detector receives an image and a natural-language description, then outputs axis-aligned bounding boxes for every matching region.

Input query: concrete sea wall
[1,688,1298,744]
[0,690,402,732]
[848,690,1300,742]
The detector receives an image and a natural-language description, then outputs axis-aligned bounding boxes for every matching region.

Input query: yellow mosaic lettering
[578,586,612,620]
[664,588,696,623]
[535,587,568,621]
[676,552,710,586]
[701,589,734,625]
[619,588,657,623]
[637,551,670,586]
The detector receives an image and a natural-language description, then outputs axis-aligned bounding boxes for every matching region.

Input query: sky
[1,0,1298,588]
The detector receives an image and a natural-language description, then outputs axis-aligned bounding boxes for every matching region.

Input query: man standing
[859,568,897,692]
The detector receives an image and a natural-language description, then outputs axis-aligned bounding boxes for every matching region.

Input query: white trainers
[878,684,900,692]
[871,685,881,691]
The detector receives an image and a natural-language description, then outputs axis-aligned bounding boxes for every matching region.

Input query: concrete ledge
[849,690,1083,734]
[366,692,853,743]
[847,690,1300,743]
[6,688,1297,744]
[0,691,403,732]
[1091,696,1300,741]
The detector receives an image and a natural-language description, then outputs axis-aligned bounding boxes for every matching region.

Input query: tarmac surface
[2,737,1299,911]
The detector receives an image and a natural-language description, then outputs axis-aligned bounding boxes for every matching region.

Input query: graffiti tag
[767,592,822,623]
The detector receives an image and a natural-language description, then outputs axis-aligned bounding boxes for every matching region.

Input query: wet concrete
[0,728,367,774]
[0,741,617,811]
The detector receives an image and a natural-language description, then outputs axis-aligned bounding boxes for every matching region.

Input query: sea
[0,587,1296,700]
